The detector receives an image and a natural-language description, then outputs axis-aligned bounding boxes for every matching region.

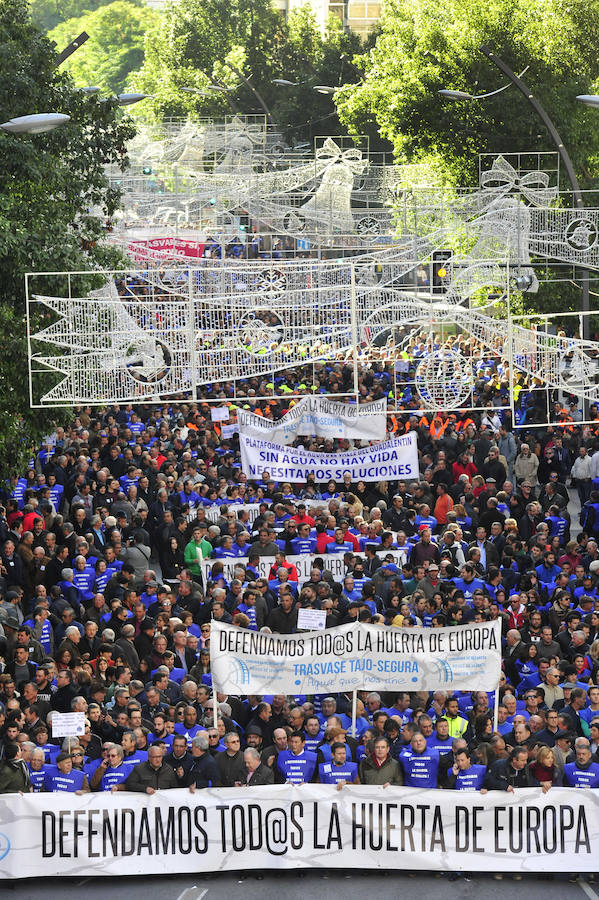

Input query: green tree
[0,0,134,478]
[30,0,112,32]
[47,0,154,94]
[336,0,599,185]
[134,0,364,140]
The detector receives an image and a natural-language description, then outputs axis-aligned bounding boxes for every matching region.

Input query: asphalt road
[4,871,599,900]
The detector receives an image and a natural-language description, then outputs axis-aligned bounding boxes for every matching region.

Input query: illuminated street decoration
[28,145,599,414]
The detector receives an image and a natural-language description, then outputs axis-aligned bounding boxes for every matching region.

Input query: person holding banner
[358,736,403,786]
[318,742,359,786]
[444,748,487,792]
[276,732,317,784]
[400,733,440,788]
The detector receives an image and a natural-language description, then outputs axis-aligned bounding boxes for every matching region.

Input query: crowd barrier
[0,785,596,877]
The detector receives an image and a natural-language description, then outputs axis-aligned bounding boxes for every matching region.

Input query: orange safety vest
[430,419,449,440]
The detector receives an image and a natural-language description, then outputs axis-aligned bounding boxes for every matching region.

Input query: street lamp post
[0,113,70,134]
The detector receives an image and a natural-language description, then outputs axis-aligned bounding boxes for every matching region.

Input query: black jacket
[484,758,540,791]
[187,752,221,788]
[248,763,275,786]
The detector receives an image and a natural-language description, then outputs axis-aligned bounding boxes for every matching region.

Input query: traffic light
[142,166,152,175]
[432,249,453,294]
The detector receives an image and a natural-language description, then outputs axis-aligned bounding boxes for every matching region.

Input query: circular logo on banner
[0,832,11,861]
[565,218,598,252]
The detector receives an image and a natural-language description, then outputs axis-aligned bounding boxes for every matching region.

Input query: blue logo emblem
[432,658,454,684]
[231,657,251,685]
[0,832,11,860]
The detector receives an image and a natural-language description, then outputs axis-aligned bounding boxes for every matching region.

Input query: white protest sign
[2,786,596,877]
[296,608,326,631]
[236,397,387,444]
[221,423,239,439]
[51,712,86,739]
[239,433,419,484]
[210,406,230,422]
[211,620,502,695]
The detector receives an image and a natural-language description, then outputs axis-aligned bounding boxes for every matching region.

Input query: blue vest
[427,735,454,755]
[174,723,203,746]
[563,761,599,788]
[100,764,129,790]
[455,764,486,791]
[400,748,440,788]
[44,768,86,792]
[319,761,358,784]
[290,537,317,555]
[303,732,324,753]
[277,749,317,784]
[121,750,148,770]
[28,766,47,792]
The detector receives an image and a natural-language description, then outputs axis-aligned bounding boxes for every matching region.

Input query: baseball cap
[555,730,573,741]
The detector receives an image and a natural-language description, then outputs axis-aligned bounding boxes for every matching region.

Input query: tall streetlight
[439,45,589,339]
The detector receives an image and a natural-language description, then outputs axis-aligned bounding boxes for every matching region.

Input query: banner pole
[493,686,499,733]
[351,690,357,737]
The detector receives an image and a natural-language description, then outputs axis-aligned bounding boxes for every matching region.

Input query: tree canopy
[0,0,134,477]
[47,0,154,94]
[336,0,599,186]
[30,0,112,32]
[134,2,364,142]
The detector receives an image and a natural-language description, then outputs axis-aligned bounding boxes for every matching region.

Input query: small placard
[210,407,230,422]
[51,711,86,738]
[296,608,327,631]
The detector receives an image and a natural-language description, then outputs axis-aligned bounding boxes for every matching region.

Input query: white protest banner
[237,397,387,443]
[0,786,596,878]
[297,608,326,630]
[201,549,407,589]
[210,406,230,422]
[192,503,262,525]
[239,433,419,484]
[201,555,275,585]
[211,620,501,695]
[51,712,86,739]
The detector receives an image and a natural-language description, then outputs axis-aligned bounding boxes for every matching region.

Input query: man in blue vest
[563,739,599,788]
[277,731,317,784]
[444,748,487,792]
[400,732,440,787]
[90,744,129,791]
[44,752,89,793]
[318,741,359,786]
[28,747,47,792]
[426,717,454,755]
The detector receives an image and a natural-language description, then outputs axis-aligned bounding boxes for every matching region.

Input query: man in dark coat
[244,747,275,785]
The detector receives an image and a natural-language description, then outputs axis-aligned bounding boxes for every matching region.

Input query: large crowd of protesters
[2,342,599,842]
